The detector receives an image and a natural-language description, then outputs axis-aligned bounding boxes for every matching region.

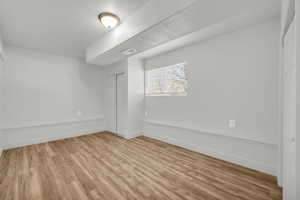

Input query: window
[146,63,187,96]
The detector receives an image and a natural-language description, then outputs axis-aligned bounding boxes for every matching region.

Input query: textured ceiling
[0,0,149,58]
[89,0,281,66]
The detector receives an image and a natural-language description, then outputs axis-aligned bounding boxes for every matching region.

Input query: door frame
[282,17,296,200]
[115,72,125,136]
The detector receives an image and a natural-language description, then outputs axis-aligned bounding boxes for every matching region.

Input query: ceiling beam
[86,0,196,64]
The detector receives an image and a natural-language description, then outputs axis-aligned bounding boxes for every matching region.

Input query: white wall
[280,0,297,198]
[1,46,105,149]
[143,19,280,175]
[127,57,145,139]
[103,60,128,134]
[0,33,3,58]
[0,32,4,155]
[282,19,296,200]
[296,0,300,198]
[102,58,145,139]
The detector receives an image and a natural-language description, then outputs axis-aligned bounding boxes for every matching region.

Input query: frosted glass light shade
[98,12,120,29]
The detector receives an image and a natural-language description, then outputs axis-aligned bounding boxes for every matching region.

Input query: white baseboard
[144,119,276,145]
[1,117,106,150]
[143,121,278,176]
[124,132,142,139]
[1,118,278,177]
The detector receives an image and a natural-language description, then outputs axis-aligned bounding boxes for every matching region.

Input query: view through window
[146,63,187,96]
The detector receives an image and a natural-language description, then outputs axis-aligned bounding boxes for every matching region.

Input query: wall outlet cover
[228,120,236,128]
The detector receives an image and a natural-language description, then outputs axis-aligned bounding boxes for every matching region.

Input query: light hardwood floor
[0,132,282,200]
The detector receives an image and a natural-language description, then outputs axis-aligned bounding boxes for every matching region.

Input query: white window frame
[145,62,187,96]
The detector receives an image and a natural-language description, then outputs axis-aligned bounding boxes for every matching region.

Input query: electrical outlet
[228,120,236,128]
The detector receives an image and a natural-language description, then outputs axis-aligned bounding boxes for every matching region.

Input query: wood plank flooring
[0,132,282,200]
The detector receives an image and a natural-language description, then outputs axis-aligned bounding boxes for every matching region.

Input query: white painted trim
[1,116,104,131]
[86,0,196,65]
[144,119,277,146]
[124,132,142,140]
[144,133,277,176]
[0,54,4,62]
[137,13,280,60]
[1,118,106,150]
[2,129,105,150]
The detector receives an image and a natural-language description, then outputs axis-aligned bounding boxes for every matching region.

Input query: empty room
[0,0,299,199]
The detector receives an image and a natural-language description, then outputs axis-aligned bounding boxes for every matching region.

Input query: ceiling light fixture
[98,12,120,29]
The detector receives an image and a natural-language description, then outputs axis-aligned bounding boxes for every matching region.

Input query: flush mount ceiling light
[98,12,120,29]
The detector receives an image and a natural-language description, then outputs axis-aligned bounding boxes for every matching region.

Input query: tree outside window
[146,63,187,96]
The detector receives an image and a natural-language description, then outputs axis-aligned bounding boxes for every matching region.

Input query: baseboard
[144,119,276,145]
[0,130,2,158]
[124,132,142,139]
[143,121,278,176]
[1,117,106,149]
[2,117,105,130]
[146,134,276,175]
